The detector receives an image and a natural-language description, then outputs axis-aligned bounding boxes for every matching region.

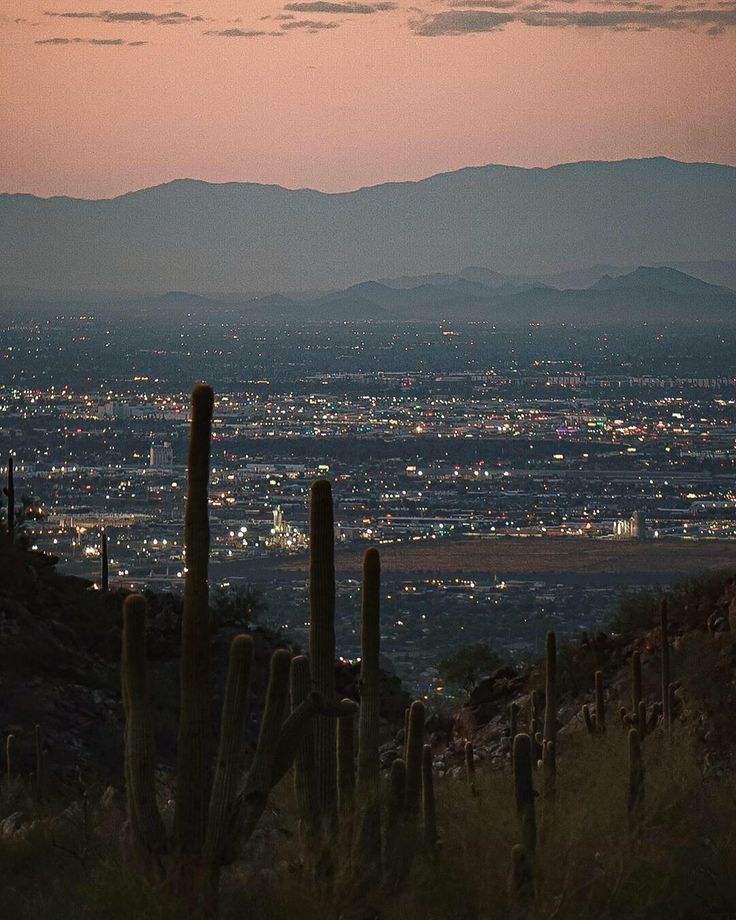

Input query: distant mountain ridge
[41,265,731,325]
[1,157,735,293]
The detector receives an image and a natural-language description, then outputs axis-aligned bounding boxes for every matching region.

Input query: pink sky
[1,1,735,198]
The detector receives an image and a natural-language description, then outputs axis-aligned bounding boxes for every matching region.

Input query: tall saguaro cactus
[542,632,557,799]
[309,478,337,819]
[101,531,109,593]
[174,383,215,857]
[357,548,380,793]
[4,454,14,540]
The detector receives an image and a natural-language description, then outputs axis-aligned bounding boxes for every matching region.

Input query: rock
[1,811,26,837]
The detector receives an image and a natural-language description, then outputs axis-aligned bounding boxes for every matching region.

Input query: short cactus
[464,740,476,788]
[5,733,15,785]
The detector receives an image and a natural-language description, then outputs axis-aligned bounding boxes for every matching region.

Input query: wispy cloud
[35,36,147,44]
[44,10,204,25]
[280,17,341,27]
[283,2,397,12]
[411,5,736,33]
[203,27,283,37]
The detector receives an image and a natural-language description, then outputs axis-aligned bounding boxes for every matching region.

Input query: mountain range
[1,157,735,295]
[62,265,733,325]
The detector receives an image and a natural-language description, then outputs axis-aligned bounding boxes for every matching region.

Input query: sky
[1,1,735,199]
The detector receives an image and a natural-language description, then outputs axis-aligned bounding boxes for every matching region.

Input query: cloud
[204,28,283,37]
[447,0,519,7]
[283,2,397,12]
[411,10,513,31]
[280,17,341,27]
[411,5,736,33]
[35,36,146,44]
[44,10,204,25]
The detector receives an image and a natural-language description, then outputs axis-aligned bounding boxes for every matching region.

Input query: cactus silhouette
[583,670,606,735]
[513,733,536,856]
[101,531,109,593]
[404,700,425,817]
[661,599,672,734]
[5,733,15,786]
[355,547,383,870]
[291,655,320,838]
[4,454,14,540]
[542,632,557,800]
[337,710,356,816]
[121,385,356,916]
[627,728,644,826]
[422,744,437,851]
[464,740,476,788]
[309,478,337,821]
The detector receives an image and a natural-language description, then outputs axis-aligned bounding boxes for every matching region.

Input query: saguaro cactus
[404,700,425,817]
[309,478,337,819]
[627,728,644,825]
[121,386,356,916]
[337,712,356,816]
[101,531,109,593]
[513,733,536,856]
[4,454,14,540]
[661,599,672,734]
[291,655,320,837]
[355,547,383,869]
[542,632,557,799]
[464,740,476,788]
[583,670,606,735]
[422,744,437,851]
[509,701,519,761]
[357,548,380,793]
[384,758,407,887]
[124,593,355,912]
[5,733,15,785]
[174,383,215,857]
[508,843,535,915]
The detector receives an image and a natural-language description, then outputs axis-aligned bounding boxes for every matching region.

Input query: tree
[438,643,503,693]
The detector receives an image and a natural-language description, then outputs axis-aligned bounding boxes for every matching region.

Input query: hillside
[2,158,735,293]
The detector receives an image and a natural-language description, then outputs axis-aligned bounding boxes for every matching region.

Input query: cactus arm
[203,634,254,867]
[237,649,292,842]
[122,594,168,863]
[272,694,357,790]
[174,383,215,854]
[309,478,337,819]
[464,740,476,787]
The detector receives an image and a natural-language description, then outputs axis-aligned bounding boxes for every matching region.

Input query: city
[3,314,734,693]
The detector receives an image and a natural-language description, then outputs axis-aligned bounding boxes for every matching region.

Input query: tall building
[149,442,173,470]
